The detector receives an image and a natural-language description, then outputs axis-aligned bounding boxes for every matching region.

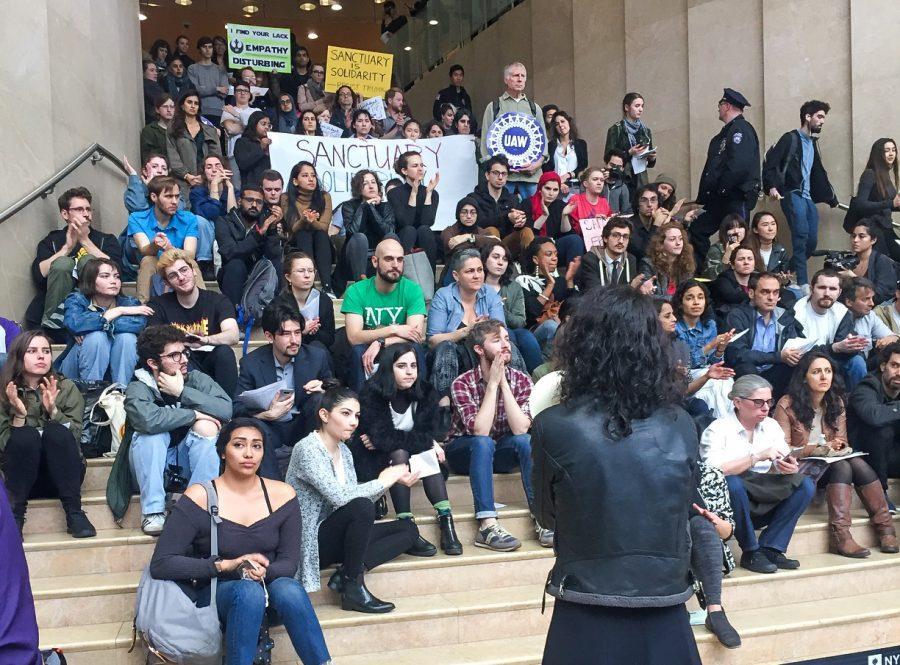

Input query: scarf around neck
[623,117,645,146]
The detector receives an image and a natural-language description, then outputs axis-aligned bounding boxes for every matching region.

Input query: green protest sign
[226,23,291,72]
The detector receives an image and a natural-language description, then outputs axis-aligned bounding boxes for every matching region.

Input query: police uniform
[432,85,474,120]
[690,88,761,262]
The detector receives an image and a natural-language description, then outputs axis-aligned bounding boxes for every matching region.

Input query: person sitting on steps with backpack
[147,249,240,397]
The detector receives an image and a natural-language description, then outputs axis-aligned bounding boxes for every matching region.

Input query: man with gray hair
[480,62,547,200]
[700,374,815,574]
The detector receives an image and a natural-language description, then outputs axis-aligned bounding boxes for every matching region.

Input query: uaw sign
[269,133,478,230]
[485,112,546,170]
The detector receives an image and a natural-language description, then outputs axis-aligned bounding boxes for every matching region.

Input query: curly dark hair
[557,286,685,439]
[784,350,846,433]
[672,279,713,323]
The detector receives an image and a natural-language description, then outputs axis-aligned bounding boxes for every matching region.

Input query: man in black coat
[214,184,284,307]
[432,65,473,121]
[690,88,761,264]
[762,100,838,289]
[235,303,333,478]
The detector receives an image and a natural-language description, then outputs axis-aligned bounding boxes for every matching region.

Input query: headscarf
[455,196,480,227]
[530,171,562,225]
[276,97,299,133]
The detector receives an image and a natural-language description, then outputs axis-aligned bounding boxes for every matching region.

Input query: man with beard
[341,238,427,391]
[792,269,868,387]
[148,249,240,396]
[576,217,654,294]
[214,184,284,306]
[445,319,548,551]
[849,340,900,513]
[763,100,839,292]
[235,303,332,478]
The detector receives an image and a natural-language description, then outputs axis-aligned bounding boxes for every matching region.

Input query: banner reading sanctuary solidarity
[269,133,478,231]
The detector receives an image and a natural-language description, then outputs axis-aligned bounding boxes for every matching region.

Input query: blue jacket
[189,185,229,221]
[426,283,506,339]
[63,291,147,337]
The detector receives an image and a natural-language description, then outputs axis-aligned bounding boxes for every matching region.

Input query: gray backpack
[133,481,223,664]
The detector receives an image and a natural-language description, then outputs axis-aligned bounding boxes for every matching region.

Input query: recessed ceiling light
[299,1,316,8]
[331,2,342,9]
[404,46,412,51]
[139,11,148,20]
[242,4,259,12]
[307,30,319,39]
[174,0,192,5]
[319,0,332,5]
[374,0,385,4]
[428,19,438,25]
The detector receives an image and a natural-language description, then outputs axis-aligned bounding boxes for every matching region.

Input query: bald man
[340,239,428,390]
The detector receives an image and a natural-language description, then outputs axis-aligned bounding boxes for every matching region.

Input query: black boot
[402,517,437,557]
[439,513,463,555]
[65,509,97,539]
[12,502,27,538]
[327,566,345,593]
[341,573,395,614]
[705,609,742,649]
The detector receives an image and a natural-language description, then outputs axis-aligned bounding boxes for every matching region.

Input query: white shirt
[221,105,255,156]
[759,247,772,269]
[553,142,578,179]
[792,296,848,347]
[700,412,790,472]
[390,403,415,432]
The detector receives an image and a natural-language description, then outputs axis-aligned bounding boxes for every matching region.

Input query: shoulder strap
[260,476,273,515]
[199,481,222,600]
[529,100,537,117]
[493,98,500,120]
[781,130,798,178]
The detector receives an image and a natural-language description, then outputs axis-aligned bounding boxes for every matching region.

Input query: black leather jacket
[532,399,698,607]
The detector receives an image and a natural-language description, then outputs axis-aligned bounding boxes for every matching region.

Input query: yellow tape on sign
[324,45,394,99]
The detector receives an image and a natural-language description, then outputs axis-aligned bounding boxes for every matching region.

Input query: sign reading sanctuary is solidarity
[269,133,478,230]
[226,24,291,72]
[324,45,394,99]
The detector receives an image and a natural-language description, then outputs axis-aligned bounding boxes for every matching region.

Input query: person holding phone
[286,381,421,613]
[702,214,748,280]
[351,343,463,556]
[700,374,815,574]
[604,92,657,197]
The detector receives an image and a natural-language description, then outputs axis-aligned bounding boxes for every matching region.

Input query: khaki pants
[136,255,206,303]
[42,254,93,326]
[485,227,535,263]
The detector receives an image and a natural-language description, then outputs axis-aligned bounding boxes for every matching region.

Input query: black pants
[317,497,418,578]
[190,345,238,397]
[1,422,85,517]
[397,226,437,269]
[734,362,793,402]
[689,197,755,266]
[384,449,449,516]
[821,456,879,486]
[292,229,333,290]
[854,422,900,490]
[219,256,284,308]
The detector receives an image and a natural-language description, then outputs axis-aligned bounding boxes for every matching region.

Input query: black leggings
[822,456,879,486]
[1,422,84,516]
[292,229,334,290]
[317,497,418,578]
[385,449,448,516]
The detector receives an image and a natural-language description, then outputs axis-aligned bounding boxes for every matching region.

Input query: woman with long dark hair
[639,221,696,299]
[774,351,898,557]
[605,92,656,193]
[850,138,900,261]
[342,108,378,140]
[286,161,335,297]
[286,382,420,613]
[166,90,222,193]
[352,343,463,555]
[149,418,331,665]
[233,110,272,187]
[546,111,589,196]
[0,331,94,538]
[533,286,700,664]
[298,110,322,137]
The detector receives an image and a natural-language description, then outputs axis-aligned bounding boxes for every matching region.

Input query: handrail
[0,143,128,225]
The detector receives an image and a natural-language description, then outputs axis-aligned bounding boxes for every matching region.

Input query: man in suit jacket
[577,217,652,295]
[235,302,333,478]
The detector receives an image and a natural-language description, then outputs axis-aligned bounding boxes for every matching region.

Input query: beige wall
[406,0,900,256]
[0,0,143,321]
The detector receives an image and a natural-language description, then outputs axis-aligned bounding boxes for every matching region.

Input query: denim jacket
[63,291,147,337]
[675,318,722,369]
[426,283,506,339]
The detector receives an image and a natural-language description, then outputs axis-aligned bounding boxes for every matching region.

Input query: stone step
[37,585,900,664]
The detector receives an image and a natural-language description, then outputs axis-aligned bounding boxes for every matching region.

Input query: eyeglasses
[243,198,264,206]
[160,348,191,363]
[67,206,92,214]
[739,397,775,409]
[608,232,630,241]
[291,268,316,275]
[488,171,509,177]
[165,265,193,280]
[459,209,477,217]
[236,88,251,94]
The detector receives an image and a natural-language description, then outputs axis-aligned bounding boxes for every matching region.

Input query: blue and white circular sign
[486,112,546,170]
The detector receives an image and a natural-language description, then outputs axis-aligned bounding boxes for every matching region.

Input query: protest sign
[227,24,291,72]
[580,217,608,251]
[358,96,387,120]
[319,122,344,138]
[269,133,477,230]
[324,46,393,99]
[485,112,546,170]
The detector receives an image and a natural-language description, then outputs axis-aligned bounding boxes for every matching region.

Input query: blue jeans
[533,319,560,359]
[726,474,815,553]
[782,193,819,285]
[217,578,329,665]
[196,215,216,262]
[839,354,868,391]
[129,429,219,514]
[510,327,542,373]
[60,331,138,385]
[505,182,537,199]
[445,433,534,519]
[554,234,585,269]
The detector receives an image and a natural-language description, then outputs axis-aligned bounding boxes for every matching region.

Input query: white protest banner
[579,217,608,251]
[269,133,478,230]
[319,122,344,138]
[358,96,387,121]
[227,24,291,72]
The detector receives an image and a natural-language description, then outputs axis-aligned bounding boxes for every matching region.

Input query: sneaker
[534,519,554,548]
[65,510,97,539]
[142,513,166,536]
[705,609,742,649]
[474,523,521,552]
[739,549,777,574]
[762,547,800,570]
[887,492,897,515]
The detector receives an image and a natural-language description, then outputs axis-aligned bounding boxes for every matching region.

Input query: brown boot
[857,480,899,554]
[826,484,870,558]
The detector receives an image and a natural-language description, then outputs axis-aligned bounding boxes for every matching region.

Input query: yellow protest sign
[324,45,393,99]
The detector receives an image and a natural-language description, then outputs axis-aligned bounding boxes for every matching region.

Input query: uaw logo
[230,38,245,54]
[485,112,546,170]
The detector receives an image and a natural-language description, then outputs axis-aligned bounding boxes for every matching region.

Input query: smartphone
[277,389,295,400]
[185,332,203,342]
[727,233,739,244]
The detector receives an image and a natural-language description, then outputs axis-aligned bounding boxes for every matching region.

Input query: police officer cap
[721,88,750,110]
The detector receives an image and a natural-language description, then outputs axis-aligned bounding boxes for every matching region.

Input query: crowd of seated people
[7,47,900,662]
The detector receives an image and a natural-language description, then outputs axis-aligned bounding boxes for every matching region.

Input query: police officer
[433,64,474,121]
[690,88,761,263]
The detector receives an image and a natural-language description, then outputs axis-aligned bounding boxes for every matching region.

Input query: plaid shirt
[448,364,533,439]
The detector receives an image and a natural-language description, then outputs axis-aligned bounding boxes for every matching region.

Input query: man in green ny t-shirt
[341,238,427,390]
